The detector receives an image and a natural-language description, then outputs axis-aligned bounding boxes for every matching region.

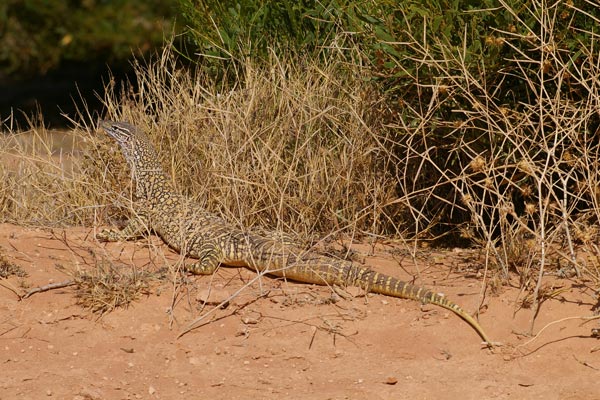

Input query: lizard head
[99,119,162,174]
[100,120,137,151]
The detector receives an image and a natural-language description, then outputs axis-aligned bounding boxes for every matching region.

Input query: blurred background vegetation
[0,0,177,77]
[0,0,178,127]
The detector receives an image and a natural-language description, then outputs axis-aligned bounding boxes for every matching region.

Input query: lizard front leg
[97,212,150,242]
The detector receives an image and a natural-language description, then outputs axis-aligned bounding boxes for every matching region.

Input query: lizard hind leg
[184,244,223,275]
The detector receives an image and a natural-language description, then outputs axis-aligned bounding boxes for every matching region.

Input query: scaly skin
[97,120,491,344]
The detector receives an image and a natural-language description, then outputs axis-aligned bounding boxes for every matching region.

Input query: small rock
[242,317,259,325]
[78,388,102,400]
[384,376,398,385]
[188,357,203,366]
[196,288,232,304]
[148,386,156,395]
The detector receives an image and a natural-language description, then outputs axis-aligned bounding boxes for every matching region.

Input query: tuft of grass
[71,260,156,315]
[0,248,27,279]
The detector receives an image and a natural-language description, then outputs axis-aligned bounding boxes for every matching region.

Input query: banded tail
[262,253,491,344]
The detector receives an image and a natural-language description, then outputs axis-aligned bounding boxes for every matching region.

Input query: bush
[387,0,600,288]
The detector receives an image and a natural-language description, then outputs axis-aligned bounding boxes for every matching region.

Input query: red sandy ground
[0,223,599,399]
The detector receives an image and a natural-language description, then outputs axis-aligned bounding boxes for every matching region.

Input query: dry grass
[0,117,115,226]
[98,47,401,239]
[0,46,402,239]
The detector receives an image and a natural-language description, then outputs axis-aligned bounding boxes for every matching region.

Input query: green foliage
[0,0,178,78]
[179,0,339,52]
[177,0,370,77]
[362,0,599,88]
[178,0,599,100]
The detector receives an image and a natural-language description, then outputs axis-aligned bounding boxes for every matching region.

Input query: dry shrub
[1,47,402,240]
[388,2,600,322]
[0,247,27,278]
[72,260,155,315]
[100,47,401,238]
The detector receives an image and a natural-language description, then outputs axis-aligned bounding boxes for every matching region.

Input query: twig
[0,280,23,300]
[0,325,21,337]
[572,354,598,371]
[177,276,269,339]
[22,280,76,299]
[517,314,600,348]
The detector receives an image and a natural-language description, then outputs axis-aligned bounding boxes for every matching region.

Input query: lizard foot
[96,228,123,242]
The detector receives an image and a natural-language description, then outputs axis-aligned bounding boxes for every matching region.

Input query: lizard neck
[133,168,175,201]
[123,135,176,201]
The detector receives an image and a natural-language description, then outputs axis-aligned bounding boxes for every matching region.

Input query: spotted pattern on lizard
[97,120,491,344]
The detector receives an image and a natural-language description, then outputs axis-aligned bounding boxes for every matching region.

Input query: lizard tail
[347,267,492,344]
